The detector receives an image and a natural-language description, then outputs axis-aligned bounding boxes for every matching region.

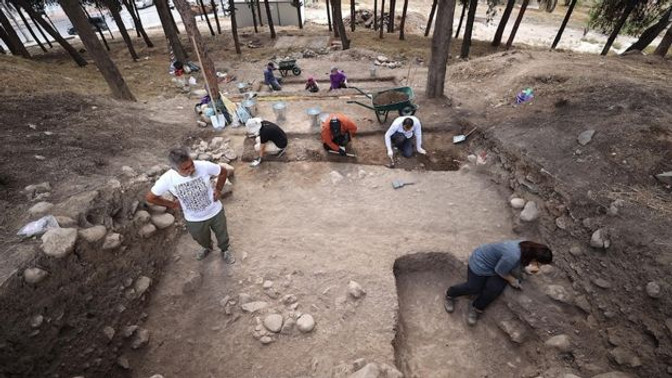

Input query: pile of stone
[189,137,238,164]
[373,55,404,69]
[344,10,392,31]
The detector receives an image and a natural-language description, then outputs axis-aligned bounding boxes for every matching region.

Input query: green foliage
[589,0,672,35]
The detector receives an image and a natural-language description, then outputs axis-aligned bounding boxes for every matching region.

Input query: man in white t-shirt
[384,116,426,166]
[146,148,236,263]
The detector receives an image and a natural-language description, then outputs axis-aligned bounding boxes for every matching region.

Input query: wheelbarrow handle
[350,86,373,99]
[347,100,375,110]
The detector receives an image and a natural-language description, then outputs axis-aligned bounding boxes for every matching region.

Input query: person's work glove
[250,158,261,167]
[338,146,347,156]
[418,147,427,155]
[387,150,394,160]
[509,279,522,290]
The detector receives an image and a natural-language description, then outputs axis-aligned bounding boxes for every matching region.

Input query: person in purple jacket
[328,66,348,91]
[444,240,552,326]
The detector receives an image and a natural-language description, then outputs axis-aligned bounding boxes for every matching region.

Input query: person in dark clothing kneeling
[444,240,552,326]
[245,118,288,167]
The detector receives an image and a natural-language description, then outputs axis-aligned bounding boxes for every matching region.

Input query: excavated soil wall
[0,179,180,377]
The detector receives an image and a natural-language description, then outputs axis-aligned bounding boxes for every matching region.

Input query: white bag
[17,215,60,238]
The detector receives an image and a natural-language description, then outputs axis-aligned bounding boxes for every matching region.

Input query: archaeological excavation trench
[392,252,544,378]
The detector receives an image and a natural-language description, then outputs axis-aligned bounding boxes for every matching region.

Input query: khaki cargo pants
[185,208,230,252]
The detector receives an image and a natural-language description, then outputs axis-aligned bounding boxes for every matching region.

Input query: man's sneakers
[196,248,212,261]
[467,305,481,326]
[444,296,455,313]
[221,249,236,265]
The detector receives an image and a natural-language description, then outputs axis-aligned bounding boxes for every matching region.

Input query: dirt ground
[1,4,672,378]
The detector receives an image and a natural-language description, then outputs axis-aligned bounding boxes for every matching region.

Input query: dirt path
[130,161,518,377]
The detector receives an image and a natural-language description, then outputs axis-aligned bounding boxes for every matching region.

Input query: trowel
[392,180,415,189]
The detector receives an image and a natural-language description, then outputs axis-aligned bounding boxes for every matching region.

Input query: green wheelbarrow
[347,86,418,123]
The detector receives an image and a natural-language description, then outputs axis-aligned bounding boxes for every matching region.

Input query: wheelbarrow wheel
[292,67,302,76]
[399,105,416,116]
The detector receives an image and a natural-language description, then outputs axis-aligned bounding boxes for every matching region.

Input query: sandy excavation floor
[130,161,518,378]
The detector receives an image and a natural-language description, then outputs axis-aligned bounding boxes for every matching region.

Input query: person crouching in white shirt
[384,116,426,164]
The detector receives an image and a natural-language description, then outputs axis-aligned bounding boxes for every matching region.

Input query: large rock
[263,314,283,333]
[645,281,662,298]
[519,201,540,222]
[545,334,572,352]
[131,328,150,349]
[139,223,157,238]
[28,201,54,217]
[590,229,611,249]
[280,317,296,334]
[608,347,641,367]
[241,301,269,313]
[349,363,380,378]
[133,210,151,224]
[545,285,573,304]
[41,228,78,258]
[591,372,633,378]
[297,314,316,333]
[55,216,77,228]
[24,267,48,284]
[102,233,122,250]
[379,363,403,378]
[151,213,175,229]
[498,319,528,343]
[25,182,51,197]
[578,129,595,146]
[510,198,526,209]
[135,276,152,296]
[654,171,672,185]
[78,225,107,243]
[348,281,366,299]
[51,190,99,221]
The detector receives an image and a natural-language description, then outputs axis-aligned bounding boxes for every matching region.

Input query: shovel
[453,127,477,144]
[191,36,226,129]
[392,180,415,189]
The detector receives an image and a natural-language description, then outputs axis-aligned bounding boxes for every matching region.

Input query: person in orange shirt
[321,113,358,156]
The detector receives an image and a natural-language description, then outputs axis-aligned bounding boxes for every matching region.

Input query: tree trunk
[373,0,377,30]
[97,5,114,39]
[0,25,14,54]
[173,0,220,101]
[492,0,515,47]
[121,0,154,47]
[0,5,30,58]
[156,0,187,62]
[326,0,332,31]
[256,0,263,26]
[332,0,339,37]
[551,0,577,49]
[505,0,528,49]
[15,0,87,66]
[379,0,385,38]
[108,4,139,60]
[16,4,48,52]
[654,25,672,56]
[297,0,303,28]
[426,0,456,98]
[601,0,638,56]
[350,0,355,31]
[331,0,349,49]
[211,0,222,34]
[60,0,135,100]
[28,9,53,48]
[424,0,437,36]
[229,0,241,53]
[455,0,466,38]
[82,5,110,51]
[3,3,30,41]
[388,0,395,32]
[168,0,180,33]
[625,6,671,52]
[199,0,216,35]
[0,31,5,53]
[263,0,276,38]
[250,0,259,32]
[399,0,408,39]
[460,0,477,57]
